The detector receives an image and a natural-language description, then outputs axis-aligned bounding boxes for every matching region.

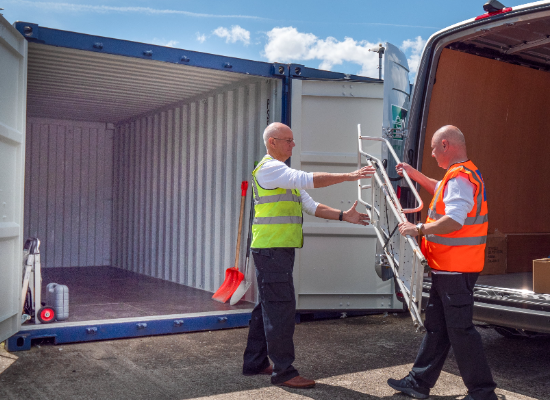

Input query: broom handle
[234,188,247,268]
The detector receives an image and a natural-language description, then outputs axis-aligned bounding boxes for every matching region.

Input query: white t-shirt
[434,175,476,226]
[254,158,319,215]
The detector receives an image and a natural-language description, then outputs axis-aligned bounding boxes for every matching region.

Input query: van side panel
[420,48,550,273]
[421,48,550,233]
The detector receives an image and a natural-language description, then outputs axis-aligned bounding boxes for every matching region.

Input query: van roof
[419,1,550,74]
[426,1,550,47]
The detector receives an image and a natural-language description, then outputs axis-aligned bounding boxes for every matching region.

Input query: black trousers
[242,248,299,384]
[410,272,497,400]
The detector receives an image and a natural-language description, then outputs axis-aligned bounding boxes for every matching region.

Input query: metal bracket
[18,23,39,40]
[383,127,408,140]
[272,63,288,76]
[289,64,305,77]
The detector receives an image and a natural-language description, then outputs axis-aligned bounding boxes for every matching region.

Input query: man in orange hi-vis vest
[386,125,497,400]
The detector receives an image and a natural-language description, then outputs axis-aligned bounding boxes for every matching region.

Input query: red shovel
[212,181,248,303]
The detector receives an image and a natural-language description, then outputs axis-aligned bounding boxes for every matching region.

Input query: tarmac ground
[1,312,548,400]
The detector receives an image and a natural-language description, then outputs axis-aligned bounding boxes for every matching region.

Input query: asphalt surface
[0,313,548,400]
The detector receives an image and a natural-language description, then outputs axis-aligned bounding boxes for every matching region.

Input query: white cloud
[150,38,179,47]
[401,36,427,77]
[263,27,428,80]
[213,25,250,45]
[263,27,380,77]
[196,33,207,43]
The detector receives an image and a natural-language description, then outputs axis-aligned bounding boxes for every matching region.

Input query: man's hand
[347,166,376,181]
[395,162,438,195]
[343,201,370,226]
[398,220,419,237]
[396,162,414,178]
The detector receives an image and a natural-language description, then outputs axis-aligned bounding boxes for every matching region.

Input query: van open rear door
[357,43,427,330]
[0,15,27,342]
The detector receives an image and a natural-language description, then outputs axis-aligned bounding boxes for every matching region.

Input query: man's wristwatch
[416,223,424,236]
[339,210,344,221]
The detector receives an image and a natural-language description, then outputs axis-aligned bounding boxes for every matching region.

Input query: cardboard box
[482,230,507,275]
[533,259,550,294]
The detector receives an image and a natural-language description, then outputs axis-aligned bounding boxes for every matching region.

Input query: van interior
[418,13,550,291]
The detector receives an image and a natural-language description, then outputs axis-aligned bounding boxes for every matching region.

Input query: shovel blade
[229,280,252,305]
[212,267,245,303]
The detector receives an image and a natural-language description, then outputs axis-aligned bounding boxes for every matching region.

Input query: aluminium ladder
[356,124,427,330]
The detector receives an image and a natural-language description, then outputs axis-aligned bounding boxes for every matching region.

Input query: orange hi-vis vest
[421,160,488,273]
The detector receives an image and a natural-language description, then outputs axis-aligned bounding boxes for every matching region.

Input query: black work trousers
[242,247,299,385]
[410,272,497,400]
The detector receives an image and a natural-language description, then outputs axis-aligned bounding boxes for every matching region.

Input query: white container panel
[24,118,113,268]
[0,14,27,342]
[290,79,394,311]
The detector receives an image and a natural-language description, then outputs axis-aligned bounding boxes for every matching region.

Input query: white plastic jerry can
[45,283,69,321]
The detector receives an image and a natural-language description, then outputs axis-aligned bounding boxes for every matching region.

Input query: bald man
[242,122,375,388]
[387,126,497,400]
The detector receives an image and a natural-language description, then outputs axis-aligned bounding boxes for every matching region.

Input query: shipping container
[1,16,402,351]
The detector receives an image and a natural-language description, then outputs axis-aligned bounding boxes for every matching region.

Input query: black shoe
[387,377,430,399]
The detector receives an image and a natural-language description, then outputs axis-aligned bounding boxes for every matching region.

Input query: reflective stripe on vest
[250,155,304,249]
[424,234,486,246]
[422,160,488,273]
[427,209,488,225]
[254,216,303,225]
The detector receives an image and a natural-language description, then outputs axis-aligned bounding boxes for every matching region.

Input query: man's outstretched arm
[313,166,375,188]
[396,162,438,195]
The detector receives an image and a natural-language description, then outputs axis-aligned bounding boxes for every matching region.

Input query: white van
[384,0,550,337]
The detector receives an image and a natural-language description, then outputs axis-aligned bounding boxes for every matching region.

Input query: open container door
[290,76,404,313]
[0,15,27,342]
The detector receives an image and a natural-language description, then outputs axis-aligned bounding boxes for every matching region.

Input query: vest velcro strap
[255,192,301,205]
[254,216,303,225]
[428,209,488,225]
[425,234,487,246]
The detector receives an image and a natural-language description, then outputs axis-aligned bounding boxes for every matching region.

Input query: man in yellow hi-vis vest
[387,125,497,400]
[242,122,375,389]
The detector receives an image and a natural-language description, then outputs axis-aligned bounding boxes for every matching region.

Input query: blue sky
[1,0,529,79]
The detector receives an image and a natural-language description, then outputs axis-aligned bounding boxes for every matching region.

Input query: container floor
[41,266,254,323]
[476,272,533,291]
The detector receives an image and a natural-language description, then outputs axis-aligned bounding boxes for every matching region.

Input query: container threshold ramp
[357,124,427,331]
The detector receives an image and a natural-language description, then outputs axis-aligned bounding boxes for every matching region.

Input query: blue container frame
[6,312,253,351]
[6,22,382,351]
[14,22,381,127]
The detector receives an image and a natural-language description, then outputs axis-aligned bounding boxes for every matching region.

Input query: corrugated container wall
[112,78,281,299]
[24,118,114,268]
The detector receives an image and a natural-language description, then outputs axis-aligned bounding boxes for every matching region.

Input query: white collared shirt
[434,175,476,226]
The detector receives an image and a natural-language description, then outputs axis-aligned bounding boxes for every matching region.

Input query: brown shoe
[278,375,315,389]
[259,365,273,375]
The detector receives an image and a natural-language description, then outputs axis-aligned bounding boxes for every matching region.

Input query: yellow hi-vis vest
[250,155,304,249]
[421,160,488,273]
